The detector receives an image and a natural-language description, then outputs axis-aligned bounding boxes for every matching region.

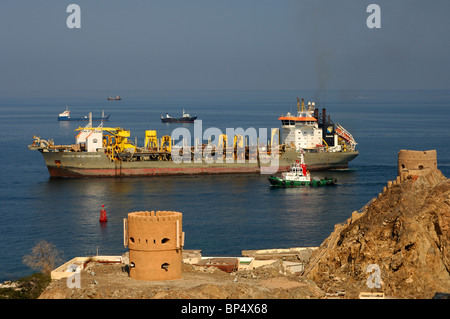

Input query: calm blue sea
[0,89,449,282]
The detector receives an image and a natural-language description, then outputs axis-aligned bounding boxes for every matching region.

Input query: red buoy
[99,205,108,222]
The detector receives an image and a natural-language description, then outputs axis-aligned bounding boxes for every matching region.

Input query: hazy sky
[1,0,449,95]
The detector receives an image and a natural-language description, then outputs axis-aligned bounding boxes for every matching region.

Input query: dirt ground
[39,260,325,299]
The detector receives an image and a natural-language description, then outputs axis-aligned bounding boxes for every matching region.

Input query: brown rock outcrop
[304,168,450,298]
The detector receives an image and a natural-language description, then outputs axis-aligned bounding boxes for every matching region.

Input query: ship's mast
[296,97,308,115]
[296,97,306,113]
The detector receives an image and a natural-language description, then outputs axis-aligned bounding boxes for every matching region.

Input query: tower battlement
[398,149,437,176]
[127,210,182,223]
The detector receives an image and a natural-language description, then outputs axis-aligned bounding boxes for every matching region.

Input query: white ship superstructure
[279,98,356,153]
[74,113,104,152]
[279,98,323,150]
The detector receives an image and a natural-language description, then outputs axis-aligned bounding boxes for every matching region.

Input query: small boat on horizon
[107,96,121,101]
[161,109,197,123]
[58,106,110,121]
[268,151,337,187]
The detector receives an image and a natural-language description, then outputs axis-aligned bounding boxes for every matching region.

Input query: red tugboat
[268,150,337,187]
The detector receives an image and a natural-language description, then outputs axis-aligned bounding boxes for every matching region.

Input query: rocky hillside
[304,169,450,298]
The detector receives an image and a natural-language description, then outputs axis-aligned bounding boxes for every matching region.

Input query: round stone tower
[125,210,184,281]
[398,149,437,175]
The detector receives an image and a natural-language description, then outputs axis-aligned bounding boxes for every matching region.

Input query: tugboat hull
[268,176,337,188]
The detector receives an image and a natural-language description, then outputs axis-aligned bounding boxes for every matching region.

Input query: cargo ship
[58,107,110,121]
[29,98,358,178]
[161,109,197,123]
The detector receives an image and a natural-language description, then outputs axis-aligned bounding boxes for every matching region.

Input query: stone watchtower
[124,211,184,281]
[398,149,437,175]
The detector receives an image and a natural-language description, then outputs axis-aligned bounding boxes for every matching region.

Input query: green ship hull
[268,176,337,188]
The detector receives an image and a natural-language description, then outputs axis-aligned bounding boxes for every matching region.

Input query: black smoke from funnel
[294,1,337,107]
[292,0,357,105]
[313,49,331,107]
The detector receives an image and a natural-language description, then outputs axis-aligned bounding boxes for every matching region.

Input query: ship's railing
[335,123,357,151]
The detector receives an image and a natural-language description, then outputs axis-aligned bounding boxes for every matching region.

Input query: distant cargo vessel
[161,109,197,123]
[58,107,110,122]
[30,98,358,178]
[107,96,121,101]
